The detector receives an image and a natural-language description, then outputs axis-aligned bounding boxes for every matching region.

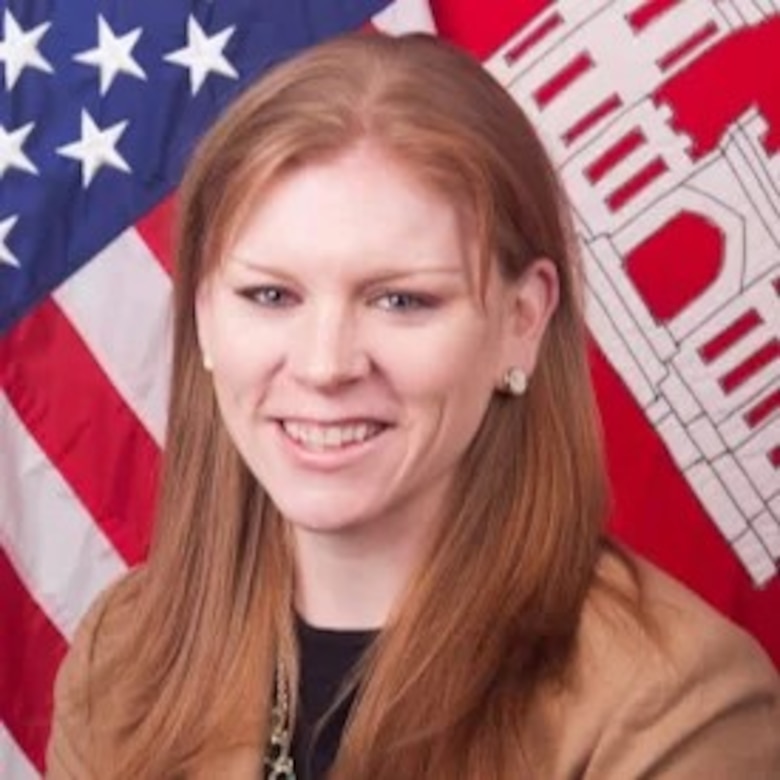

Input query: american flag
[0,0,436,774]
[1,1,778,776]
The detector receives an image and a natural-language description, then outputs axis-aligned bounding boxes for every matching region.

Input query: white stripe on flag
[0,393,128,641]
[372,0,437,35]
[53,228,173,446]
[0,723,41,780]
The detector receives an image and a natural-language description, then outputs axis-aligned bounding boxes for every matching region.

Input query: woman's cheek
[378,325,491,396]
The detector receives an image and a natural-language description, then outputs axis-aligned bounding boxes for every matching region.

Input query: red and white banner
[437,0,780,662]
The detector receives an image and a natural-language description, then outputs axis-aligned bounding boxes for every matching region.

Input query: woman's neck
[291,500,437,631]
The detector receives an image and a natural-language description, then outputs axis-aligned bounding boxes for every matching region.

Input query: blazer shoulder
[613,553,777,687]
[569,551,780,778]
[45,570,141,779]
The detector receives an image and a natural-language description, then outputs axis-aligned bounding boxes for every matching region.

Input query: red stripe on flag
[0,299,159,565]
[627,0,681,32]
[606,157,668,211]
[135,195,177,275]
[770,446,780,469]
[658,21,719,71]
[0,548,68,773]
[563,95,623,146]
[585,129,647,183]
[534,53,593,108]
[720,339,780,394]
[746,388,780,429]
[699,309,763,363]
[504,12,562,64]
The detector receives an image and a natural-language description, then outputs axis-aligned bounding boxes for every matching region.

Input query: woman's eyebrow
[224,256,297,282]
[227,255,466,282]
[366,267,466,283]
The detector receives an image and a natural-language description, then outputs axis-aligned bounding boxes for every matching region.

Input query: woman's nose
[289,302,370,389]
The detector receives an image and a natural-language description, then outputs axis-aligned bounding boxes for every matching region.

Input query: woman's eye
[240,286,295,307]
[374,292,433,311]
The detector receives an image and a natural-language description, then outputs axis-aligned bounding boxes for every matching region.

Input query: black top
[292,617,376,780]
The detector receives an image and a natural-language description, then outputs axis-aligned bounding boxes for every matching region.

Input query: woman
[46,33,780,779]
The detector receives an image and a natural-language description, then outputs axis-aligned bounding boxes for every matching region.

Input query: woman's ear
[499,257,559,381]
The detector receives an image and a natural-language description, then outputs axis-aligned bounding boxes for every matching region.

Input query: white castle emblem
[487,0,780,585]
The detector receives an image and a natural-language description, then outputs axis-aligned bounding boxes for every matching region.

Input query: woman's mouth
[280,419,386,451]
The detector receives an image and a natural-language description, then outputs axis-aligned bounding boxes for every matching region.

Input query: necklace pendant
[265,659,296,780]
[268,755,296,780]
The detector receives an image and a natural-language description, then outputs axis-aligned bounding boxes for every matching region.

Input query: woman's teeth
[282,420,383,450]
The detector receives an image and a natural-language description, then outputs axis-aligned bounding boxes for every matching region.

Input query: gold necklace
[265,660,296,779]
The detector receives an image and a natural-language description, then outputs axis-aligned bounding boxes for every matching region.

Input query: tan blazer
[46,554,780,779]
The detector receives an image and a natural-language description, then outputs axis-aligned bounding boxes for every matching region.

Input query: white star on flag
[74,15,146,96]
[0,10,53,90]
[0,214,20,268]
[0,122,38,177]
[164,16,238,95]
[56,110,132,188]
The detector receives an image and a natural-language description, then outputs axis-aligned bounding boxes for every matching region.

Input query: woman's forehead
[225,146,482,269]
[194,137,501,305]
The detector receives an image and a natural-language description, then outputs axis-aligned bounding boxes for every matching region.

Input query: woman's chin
[272,495,378,538]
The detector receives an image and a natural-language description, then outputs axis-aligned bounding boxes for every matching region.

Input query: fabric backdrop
[1,0,778,776]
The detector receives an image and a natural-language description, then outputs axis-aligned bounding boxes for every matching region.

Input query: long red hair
[83,33,623,778]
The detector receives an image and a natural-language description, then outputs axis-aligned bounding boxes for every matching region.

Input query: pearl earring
[501,367,527,396]
[202,353,214,372]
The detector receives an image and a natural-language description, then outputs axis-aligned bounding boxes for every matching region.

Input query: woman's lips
[280,419,386,451]
[274,419,391,470]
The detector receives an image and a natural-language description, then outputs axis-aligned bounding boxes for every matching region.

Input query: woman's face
[196,143,555,541]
